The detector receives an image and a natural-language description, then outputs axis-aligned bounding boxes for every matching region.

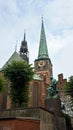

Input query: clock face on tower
[38,60,45,67]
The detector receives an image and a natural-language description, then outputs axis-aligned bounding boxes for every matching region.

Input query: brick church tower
[34,18,52,82]
[33,18,53,106]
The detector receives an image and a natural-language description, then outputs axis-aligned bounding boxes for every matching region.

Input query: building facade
[0,19,67,109]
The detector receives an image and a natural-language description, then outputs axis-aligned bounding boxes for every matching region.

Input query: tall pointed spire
[38,18,49,59]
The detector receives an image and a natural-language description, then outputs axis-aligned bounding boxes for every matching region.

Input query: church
[0,18,73,130]
[0,18,66,110]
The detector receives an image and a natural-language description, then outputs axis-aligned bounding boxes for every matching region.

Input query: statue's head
[50,76,53,80]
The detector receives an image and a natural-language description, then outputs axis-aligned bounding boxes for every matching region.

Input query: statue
[47,76,59,98]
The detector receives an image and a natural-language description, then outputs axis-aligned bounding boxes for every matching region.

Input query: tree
[3,61,34,107]
[0,73,5,92]
[65,76,73,99]
[64,76,73,109]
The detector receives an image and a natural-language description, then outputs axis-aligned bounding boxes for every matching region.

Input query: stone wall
[40,108,55,130]
[0,107,55,130]
[0,107,40,118]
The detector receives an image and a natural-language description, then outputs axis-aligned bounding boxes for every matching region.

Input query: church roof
[2,51,24,70]
[33,74,42,80]
[1,51,41,81]
[38,18,49,60]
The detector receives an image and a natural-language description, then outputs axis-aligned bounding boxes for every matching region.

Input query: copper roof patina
[38,18,49,60]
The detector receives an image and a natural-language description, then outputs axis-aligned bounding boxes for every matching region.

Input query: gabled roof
[2,51,24,70]
[1,51,42,81]
[38,18,49,60]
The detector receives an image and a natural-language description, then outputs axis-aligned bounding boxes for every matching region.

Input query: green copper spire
[38,18,49,59]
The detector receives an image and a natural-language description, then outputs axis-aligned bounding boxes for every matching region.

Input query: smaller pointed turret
[38,18,49,60]
[20,33,29,63]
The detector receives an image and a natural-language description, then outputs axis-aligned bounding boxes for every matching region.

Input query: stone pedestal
[45,97,61,129]
[44,98,66,130]
[45,97,62,117]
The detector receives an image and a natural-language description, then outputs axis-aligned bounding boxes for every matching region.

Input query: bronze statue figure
[47,76,59,98]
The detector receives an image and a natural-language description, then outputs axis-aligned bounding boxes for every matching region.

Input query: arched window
[33,83,38,107]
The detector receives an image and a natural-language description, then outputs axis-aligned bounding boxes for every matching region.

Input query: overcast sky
[0,0,73,80]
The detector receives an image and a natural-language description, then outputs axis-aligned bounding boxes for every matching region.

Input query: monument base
[45,97,64,129]
[44,97,62,117]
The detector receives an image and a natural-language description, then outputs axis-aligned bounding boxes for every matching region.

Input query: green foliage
[0,73,5,92]
[3,61,34,107]
[65,76,73,98]
[64,76,73,108]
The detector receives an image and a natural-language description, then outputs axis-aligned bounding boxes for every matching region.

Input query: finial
[24,30,26,41]
[41,16,44,27]
[41,15,44,22]
[15,41,17,52]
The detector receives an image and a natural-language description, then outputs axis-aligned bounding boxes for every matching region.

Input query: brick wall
[57,73,67,103]
[58,73,67,91]
[15,118,40,130]
[29,80,43,107]
[0,118,40,130]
